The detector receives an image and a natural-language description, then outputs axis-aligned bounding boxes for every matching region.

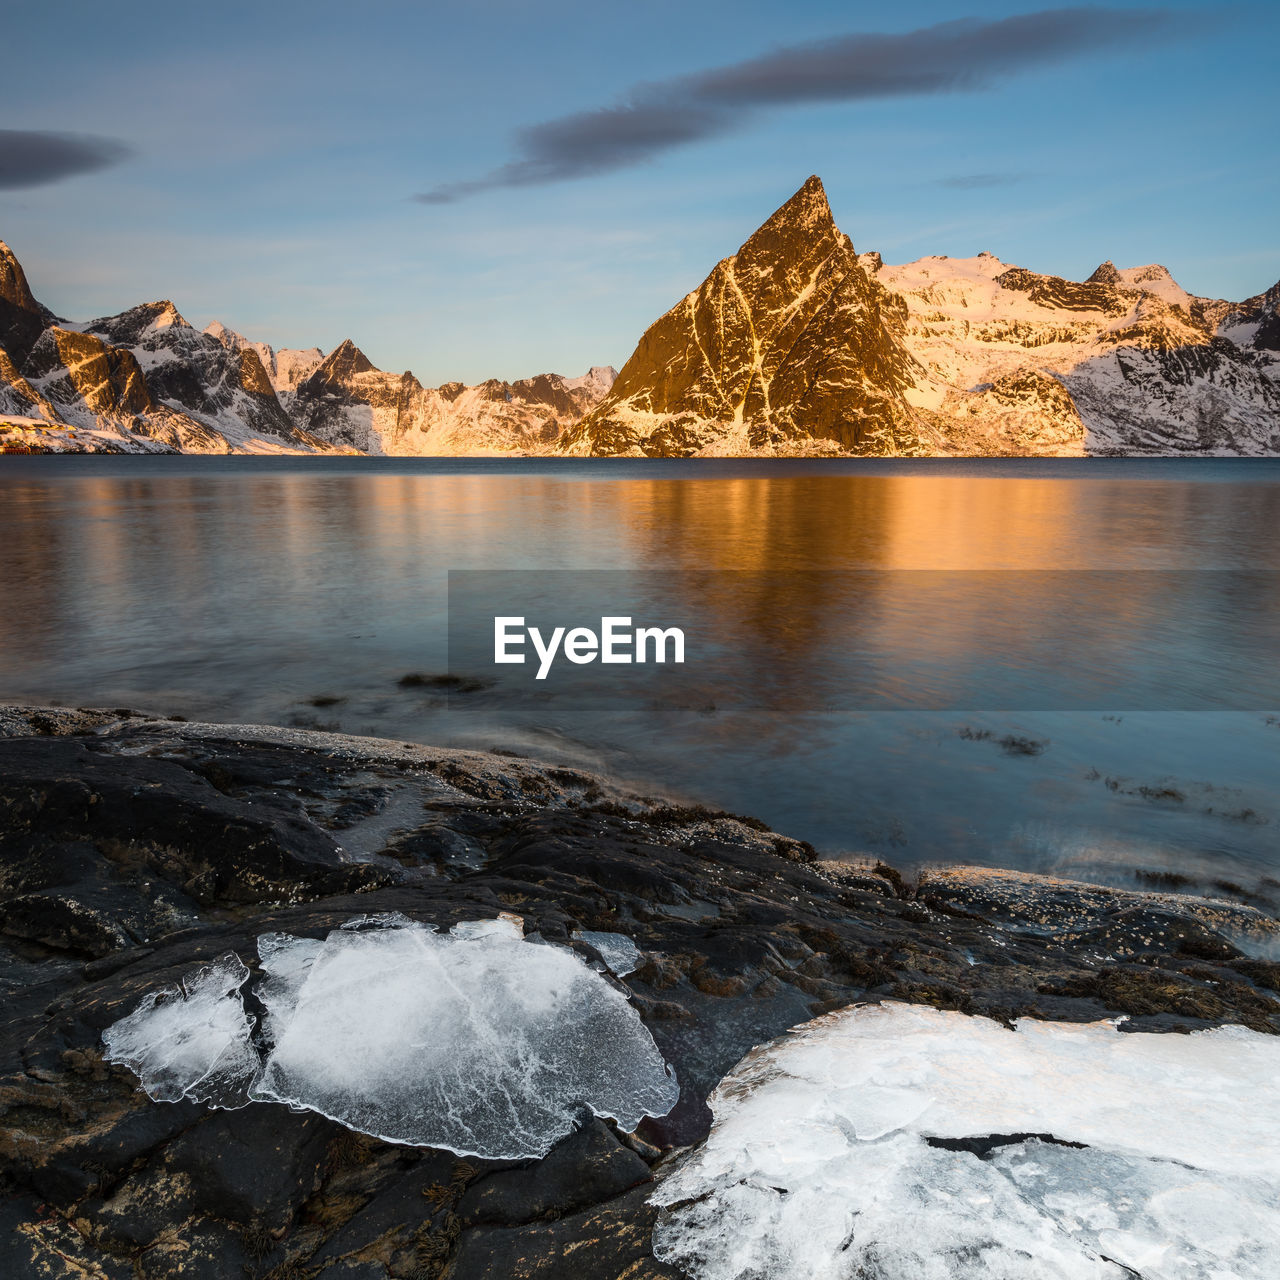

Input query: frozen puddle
[103,914,677,1159]
[651,1002,1280,1279]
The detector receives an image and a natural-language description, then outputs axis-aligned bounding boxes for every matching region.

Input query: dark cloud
[416,7,1191,204]
[0,130,133,191]
[415,103,730,204]
[937,172,1029,189]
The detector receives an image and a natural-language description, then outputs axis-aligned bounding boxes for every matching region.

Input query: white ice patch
[651,1002,1280,1279]
[573,929,641,976]
[101,953,258,1109]
[103,916,677,1159]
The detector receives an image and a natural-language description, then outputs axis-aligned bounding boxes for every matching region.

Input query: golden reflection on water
[2,465,1279,700]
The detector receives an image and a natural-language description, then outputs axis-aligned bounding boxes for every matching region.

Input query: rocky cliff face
[203,321,323,395]
[81,301,329,450]
[0,241,58,367]
[561,176,925,457]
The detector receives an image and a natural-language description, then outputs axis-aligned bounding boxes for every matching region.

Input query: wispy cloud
[937,173,1029,189]
[416,8,1192,204]
[0,130,133,191]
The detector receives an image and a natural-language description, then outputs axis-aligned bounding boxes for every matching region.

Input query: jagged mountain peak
[1088,261,1185,294]
[1113,263,1191,309]
[149,300,189,330]
[562,365,617,397]
[561,175,923,457]
[753,175,833,238]
[0,237,59,364]
[0,239,42,314]
[203,319,243,347]
[307,339,376,386]
[86,299,194,347]
[735,175,845,275]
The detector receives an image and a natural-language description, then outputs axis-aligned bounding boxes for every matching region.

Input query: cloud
[937,173,1029,189]
[416,7,1192,204]
[0,130,133,191]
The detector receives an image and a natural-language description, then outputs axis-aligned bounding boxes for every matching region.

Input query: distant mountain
[4,184,1277,456]
[289,338,616,455]
[0,239,614,455]
[203,321,324,395]
[564,176,1280,457]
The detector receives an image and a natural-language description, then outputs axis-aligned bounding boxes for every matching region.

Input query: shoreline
[2,705,1278,1276]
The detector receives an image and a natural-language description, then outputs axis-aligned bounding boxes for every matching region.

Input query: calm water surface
[3,458,1279,899]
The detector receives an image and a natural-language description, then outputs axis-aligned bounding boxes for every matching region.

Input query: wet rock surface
[1,707,1277,1277]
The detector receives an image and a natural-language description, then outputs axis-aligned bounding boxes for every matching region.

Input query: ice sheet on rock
[255,932,325,1043]
[250,916,677,1157]
[449,912,525,942]
[573,930,640,976]
[651,1001,1280,1280]
[103,916,677,1157]
[101,953,257,1108]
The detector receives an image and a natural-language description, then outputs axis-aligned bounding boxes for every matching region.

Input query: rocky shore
[1,706,1277,1278]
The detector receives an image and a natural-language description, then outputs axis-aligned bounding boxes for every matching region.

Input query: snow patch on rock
[651,1001,1280,1278]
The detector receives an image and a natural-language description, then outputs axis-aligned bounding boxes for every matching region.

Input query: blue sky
[2,1,1276,384]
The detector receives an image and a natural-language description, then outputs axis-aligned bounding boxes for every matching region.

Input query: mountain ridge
[0,239,616,455]
[563,178,1278,457]
[2,182,1277,456]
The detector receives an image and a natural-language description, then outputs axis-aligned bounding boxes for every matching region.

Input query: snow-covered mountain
[873,251,1280,456]
[203,321,323,396]
[0,238,614,455]
[4,183,1277,457]
[289,338,617,455]
[566,176,1280,457]
[0,241,337,454]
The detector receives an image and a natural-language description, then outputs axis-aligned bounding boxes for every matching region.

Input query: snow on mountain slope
[204,321,324,395]
[559,179,1276,458]
[870,250,1280,456]
[84,302,332,451]
[0,238,343,454]
[291,339,616,455]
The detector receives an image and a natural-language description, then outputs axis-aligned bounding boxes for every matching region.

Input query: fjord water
[3,458,1279,898]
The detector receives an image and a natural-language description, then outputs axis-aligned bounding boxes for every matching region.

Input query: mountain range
[3,177,1277,456]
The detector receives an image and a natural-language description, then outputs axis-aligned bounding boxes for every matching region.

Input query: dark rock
[0,238,59,365]
[458,1121,650,1228]
[162,1107,335,1230]
[443,1184,680,1280]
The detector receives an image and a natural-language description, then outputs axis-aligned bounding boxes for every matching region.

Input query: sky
[1,0,1276,384]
